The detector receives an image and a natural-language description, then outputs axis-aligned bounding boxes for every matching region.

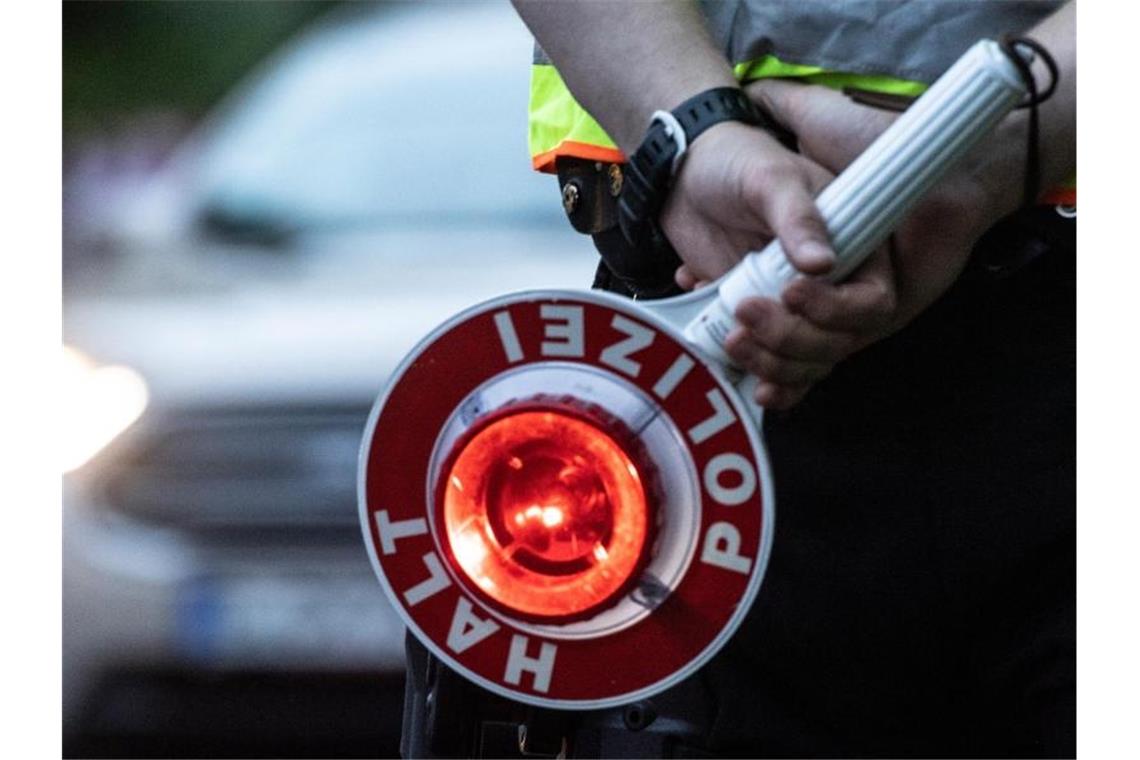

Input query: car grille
[98,405,373,533]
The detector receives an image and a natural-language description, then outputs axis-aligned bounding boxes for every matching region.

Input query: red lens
[440,409,650,620]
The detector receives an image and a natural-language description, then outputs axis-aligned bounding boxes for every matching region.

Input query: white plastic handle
[684,39,1027,366]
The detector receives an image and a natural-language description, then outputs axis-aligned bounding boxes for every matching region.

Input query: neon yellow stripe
[529,65,619,163]
[529,56,1075,201]
[528,56,927,165]
[733,55,928,96]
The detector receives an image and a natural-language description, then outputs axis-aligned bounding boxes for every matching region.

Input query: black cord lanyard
[998,35,1060,208]
[846,36,1061,210]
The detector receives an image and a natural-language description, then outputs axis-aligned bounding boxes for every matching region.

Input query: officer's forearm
[964,1,1076,212]
[511,0,737,154]
[1026,0,1076,195]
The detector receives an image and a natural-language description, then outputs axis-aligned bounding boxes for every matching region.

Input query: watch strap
[617,86,795,254]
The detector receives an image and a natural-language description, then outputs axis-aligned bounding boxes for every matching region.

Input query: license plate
[177,573,405,669]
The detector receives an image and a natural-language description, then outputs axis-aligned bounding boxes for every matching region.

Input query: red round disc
[440,408,653,621]
[359,291,774,709]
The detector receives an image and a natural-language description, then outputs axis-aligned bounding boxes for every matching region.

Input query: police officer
[506,1,1076,757]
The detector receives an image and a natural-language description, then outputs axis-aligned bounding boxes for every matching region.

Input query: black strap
[617,86,795,253]
[998,35,1060,208]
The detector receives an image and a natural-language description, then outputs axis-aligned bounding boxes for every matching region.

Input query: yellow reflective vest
[527,1,1073,205]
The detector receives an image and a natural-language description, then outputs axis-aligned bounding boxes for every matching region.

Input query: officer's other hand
[723,245,897,409]
[661,120,836,288]
[718,79,1010,409]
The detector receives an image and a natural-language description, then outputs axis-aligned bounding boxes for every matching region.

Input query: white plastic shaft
[684,39,1027,367]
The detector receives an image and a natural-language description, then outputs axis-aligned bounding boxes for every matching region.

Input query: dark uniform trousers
[399,206,1075,759]
[614,206,1075,758]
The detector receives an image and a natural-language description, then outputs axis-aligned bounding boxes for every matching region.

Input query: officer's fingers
[754,380,813,410]
[733,297,857,364]
[782,247,897,333]
[675,265,699,291]
[724,328,834,387]
[743,164,835,276]
[675,265,714,291]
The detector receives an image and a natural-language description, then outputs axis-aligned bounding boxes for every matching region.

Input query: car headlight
[63,346,149,473]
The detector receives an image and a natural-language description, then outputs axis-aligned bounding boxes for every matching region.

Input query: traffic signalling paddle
[360,39,1037,709]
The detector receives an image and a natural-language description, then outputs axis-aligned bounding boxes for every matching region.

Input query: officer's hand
[719,79,1013,409]
[722,245,898,409]
[660,120,837,288]
[663,109,901,410]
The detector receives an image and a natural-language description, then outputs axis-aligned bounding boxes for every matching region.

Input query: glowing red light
[440,409,650,620]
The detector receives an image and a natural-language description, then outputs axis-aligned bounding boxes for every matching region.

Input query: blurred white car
[63,2,594,755]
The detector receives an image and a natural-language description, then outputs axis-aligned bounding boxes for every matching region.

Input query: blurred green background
[63,1,343,136]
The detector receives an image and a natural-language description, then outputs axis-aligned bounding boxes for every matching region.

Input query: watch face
[359,289,775,709]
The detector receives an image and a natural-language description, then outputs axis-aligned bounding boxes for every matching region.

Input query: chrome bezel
[425,362,702,641]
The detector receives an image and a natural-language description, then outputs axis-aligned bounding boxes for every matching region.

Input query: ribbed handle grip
[685,39,1027,366]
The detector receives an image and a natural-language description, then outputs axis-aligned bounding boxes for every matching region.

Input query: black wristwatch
[616,86,796,268]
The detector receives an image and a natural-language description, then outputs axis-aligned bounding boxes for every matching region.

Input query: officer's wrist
[615,73,738,155]
[616,86,795,257]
